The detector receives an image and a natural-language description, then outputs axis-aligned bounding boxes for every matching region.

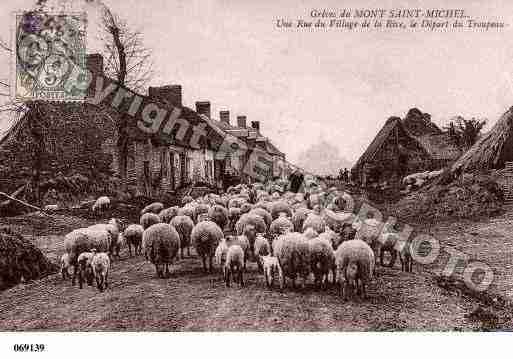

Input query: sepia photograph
[0,0,512,356]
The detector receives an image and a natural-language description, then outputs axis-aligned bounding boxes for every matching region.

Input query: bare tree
[444,116,487,151]
[100,7,154,92]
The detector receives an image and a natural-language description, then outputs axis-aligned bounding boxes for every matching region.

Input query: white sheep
[158,206,180,223]
[123,224,144,257]
[141,202,165,215]
[270,201,292,220]
[64,228,111,286]
[270,213,294,238]
[92,196,110,213]
[142,223,180,278]
[309,237,336,288]
[191,220,224,273]
[223,244,245,287]
[335,239,375,301]
[140,212,161,230]
[235,213,267,236]
[303,227,319,239]
[170,215,194,258]
[302,206,326,233]
[254,234,271,272]
[248,208,273,228]
[91,250,111,292]
[207,205,229,230]
[353,217,383,264]
[60,253,72,280]
[261,255,283,289]
[87,218,121,257]
[44,204,59,212]
[273,232,311,290]
[291,207,311,233]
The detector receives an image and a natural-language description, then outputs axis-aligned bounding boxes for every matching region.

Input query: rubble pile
[393,173,504,222]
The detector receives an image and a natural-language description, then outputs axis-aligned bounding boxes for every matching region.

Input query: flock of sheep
[59,181,414,300]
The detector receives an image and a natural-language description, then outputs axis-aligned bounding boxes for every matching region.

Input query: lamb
[64,228,111,286]
[158,206,180,223]
[261,255,283,289]
[270,200,292,220]
[123,224,144,257]
[223,245,245,287]
[270,213,294,238]
[335,239,375,301]
[60,253,72,280]
[273,232,311,290]
[91,250,111,292]
[92,196,110,213]
[254,234,271,272]
[140,212,161,230]
[207,205,229,230]
[291,207,311,232]
[309,237,336,288]
[142,223,181,278]
[235,213,267,236]
[141,202,164,215]
[170,215,195,258]
[302,206,326,233]
[77,251,95,289]
[248,208,273,228]
[191,220,224,273]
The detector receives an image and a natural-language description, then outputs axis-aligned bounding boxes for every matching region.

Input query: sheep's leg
[188,246,191,257]
[181,247,185,259]
[239,268,244,287]
[78,269,84,289]
[389,251,397,268]
[379,248,385,267]
[226,269,231,287]
[202,256,207,273]
[105,272,108,288]
[209,256,213,273]
[71,264,78,286]
[165,263,170,278]
[128,243,132,257]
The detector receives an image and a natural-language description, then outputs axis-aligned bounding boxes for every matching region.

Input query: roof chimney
[220,110,230,125]
[86,53,104,77]
[148,85,182,107]
[195,101,211,118]
[251,121,260,132]
[237,115,247,128]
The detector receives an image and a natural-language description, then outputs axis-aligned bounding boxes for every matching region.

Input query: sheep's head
[312,205,322,215]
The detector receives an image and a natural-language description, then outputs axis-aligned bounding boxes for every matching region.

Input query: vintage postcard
[0,0,512,356]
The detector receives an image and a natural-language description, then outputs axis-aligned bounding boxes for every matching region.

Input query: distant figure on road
[289,169,304,193]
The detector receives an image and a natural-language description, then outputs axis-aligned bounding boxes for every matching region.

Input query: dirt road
[0,212,511,331]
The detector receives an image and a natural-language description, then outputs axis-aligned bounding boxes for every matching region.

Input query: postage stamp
[13,11,87,101]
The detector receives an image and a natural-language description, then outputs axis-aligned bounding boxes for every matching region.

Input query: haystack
[452,106,513,172]
[0,228,58,291]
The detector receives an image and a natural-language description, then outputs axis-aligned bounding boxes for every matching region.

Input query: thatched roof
[452,106,513,172]
[415,133,462,161]
[352,117,404,172]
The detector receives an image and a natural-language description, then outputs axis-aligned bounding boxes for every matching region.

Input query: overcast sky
[1,0,513,164]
